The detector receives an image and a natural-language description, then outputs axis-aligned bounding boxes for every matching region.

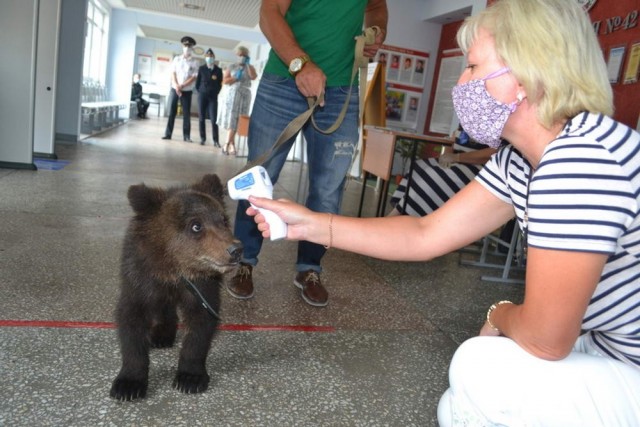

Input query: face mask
[133,77,140,84]
[205,57,214,65]
[183,46,192,56]
[451,67,517,148]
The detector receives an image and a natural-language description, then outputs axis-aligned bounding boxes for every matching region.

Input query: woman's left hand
[438,152,459,168]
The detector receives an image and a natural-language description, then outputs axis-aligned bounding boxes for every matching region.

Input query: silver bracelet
[486,300,513,332]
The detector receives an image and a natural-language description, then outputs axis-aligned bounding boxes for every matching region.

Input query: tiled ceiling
[106,0,262,51]
[106,1,471,51]
[121,0,261,28]
[139,25,240,51]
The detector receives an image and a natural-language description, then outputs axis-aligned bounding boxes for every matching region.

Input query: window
[83,0,109,85]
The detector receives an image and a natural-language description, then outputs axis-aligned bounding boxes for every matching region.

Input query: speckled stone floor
[0,117,524,426]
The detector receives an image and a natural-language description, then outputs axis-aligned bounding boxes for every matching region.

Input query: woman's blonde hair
[457,0,613,128]
[236,46,250,57]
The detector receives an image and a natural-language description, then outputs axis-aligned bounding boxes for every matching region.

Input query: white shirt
[171,54,198,91]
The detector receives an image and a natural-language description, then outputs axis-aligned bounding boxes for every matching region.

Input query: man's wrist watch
[288,55,310,76]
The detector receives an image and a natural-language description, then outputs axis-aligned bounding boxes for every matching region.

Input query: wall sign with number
[593,10,639,35]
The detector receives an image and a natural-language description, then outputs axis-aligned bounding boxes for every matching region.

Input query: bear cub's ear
[127,183,167,216]
[192,174,224,202]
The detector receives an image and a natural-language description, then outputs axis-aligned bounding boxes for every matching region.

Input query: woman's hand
[438,152,460,168]
[246,196,313,241]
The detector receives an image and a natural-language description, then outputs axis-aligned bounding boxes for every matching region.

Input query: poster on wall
[153,51,174,88]
[137,54,152,82]
[607,46,626,84]
[623,42,640,84]
[384,83,423,128]
[374,45,429,131]
[429,51,466,135]
[375,45,429,89]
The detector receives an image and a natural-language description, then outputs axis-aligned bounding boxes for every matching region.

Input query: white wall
[107,9,138,108]
[383,0,488,134]
[423,0,487,20]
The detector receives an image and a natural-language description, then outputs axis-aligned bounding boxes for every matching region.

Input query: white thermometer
[227,166,288,241]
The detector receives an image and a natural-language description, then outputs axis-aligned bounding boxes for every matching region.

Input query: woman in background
[219,46,257,155]
[388,128,497,217]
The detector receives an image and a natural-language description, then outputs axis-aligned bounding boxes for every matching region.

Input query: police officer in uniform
[195,48,223,146]
[162,35,199,142]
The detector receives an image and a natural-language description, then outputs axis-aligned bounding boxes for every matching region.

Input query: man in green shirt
[228,0,387,307]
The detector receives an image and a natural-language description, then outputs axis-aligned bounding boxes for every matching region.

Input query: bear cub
[110,174,242,401]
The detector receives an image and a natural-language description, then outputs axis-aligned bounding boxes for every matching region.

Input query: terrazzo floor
[0,116,524,426]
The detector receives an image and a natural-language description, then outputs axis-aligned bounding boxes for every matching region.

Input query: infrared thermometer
[227,166,288,241]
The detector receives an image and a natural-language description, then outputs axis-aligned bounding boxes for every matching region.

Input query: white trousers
[437,335,640,426]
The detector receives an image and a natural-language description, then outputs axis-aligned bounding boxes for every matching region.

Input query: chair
[148,93,162,117]
[459,219,525,285]
[236,115,250,158]
[357,129,397,217]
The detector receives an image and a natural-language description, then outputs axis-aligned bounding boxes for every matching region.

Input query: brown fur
[110,174,242,401]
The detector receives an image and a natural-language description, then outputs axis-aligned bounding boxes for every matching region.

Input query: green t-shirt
[263,0,368,87]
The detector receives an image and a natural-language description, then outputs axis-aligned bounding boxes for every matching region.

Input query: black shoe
[213,141,221,148]
[161,135,171,140]
[184,137,192,142]
[200,139,206,145]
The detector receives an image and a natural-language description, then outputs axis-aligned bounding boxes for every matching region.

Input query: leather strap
[311,25,380,134]
[237,26,381,175]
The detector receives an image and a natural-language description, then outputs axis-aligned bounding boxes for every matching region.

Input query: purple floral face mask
[451,67,517,148]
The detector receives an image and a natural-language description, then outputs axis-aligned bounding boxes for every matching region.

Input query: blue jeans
[234,72,359,272]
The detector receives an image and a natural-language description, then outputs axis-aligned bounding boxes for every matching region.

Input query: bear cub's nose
[226,241,243,263]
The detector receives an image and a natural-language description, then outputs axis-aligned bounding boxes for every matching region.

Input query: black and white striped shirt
[476,112,640,368]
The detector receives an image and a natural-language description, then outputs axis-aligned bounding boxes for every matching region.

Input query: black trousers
[197,93,219,143]
[164,89,192,138]
[134,98,149,116]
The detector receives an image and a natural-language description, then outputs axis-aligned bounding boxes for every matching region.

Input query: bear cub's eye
[189,220,203,234]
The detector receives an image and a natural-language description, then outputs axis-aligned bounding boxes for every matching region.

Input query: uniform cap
[181,36,196,46]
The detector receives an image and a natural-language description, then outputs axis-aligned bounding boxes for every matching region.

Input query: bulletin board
[374,44,429,130]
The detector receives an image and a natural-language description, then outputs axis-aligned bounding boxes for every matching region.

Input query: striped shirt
[390,141,489,217]
[476,112,640,368]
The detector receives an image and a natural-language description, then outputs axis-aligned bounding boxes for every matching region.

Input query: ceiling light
[180,3,204,11]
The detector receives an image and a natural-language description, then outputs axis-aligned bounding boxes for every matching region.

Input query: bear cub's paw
[173,371,210,394]
[110,377,148,401]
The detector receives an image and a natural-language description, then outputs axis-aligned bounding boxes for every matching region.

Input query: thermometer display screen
[234,172,255,190]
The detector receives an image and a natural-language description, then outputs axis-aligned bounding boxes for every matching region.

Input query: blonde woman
[247,0,640,424]
[219,46,256,155]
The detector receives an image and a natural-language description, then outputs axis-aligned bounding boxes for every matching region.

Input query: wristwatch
[288,55,310,76]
